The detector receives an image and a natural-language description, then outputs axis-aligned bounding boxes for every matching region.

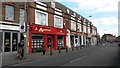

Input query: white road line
[70,55,87,63]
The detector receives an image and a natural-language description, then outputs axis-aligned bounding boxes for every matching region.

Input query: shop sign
[33,25,67,35]
[70,31,76,34]
[34,27,51,32]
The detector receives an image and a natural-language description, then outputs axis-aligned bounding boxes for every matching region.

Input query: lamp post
[23,1,28,58]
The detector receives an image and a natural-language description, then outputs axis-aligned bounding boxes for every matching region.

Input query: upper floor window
[92,28,95,35]
[19,9,25,23]
[88,27,90,34]
[35,9,48,26]
[5,5,14,21]
[94,29,97,35]
[83,25,86,33]
[77,23,81,32]
[54,15,63,28]
[71,20,76,31]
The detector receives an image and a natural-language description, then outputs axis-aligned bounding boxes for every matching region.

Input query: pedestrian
[16,48,22,58]
[42,44,46,55]
[17,40,24,58]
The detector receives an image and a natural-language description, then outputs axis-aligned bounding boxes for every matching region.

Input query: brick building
[101,34,116,43]
[0,1,98,53]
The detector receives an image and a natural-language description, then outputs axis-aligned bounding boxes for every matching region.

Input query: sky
[55,0,119,37]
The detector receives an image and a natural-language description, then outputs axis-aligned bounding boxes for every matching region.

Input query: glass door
[4,32,11,52]
[12,33,18,51]
[47,36,53,48]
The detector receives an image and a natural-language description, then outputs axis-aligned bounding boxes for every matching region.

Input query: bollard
[66,46,68,52]
[72,46,74,51]
[80,45,82,49]
[50,46,52,55]
[76,45,78,50]
[58,46,61,54]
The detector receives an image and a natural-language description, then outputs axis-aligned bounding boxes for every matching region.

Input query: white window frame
[5,5,14,21]
[35,9,48,26]
[54,15,63,28]
[71,20,76,31]
[77,23,80,32]
[83,25,86,33]
[77,23,81,32]
[92,28,94,34]
[79,24,82,32]
[94,29,97,35]
[88,26,90,34]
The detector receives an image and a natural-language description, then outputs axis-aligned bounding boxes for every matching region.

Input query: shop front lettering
[71,32,76,34]
[36,28,51,32]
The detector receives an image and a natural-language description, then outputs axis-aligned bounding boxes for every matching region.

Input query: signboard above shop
[32,25,67,35]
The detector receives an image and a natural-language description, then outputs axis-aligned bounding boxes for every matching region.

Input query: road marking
[70,55,87,63]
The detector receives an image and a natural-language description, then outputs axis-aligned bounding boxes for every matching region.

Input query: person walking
[17,40,24,58]
[42,44,46,55]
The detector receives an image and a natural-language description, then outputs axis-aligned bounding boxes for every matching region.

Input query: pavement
[2,47,85,67]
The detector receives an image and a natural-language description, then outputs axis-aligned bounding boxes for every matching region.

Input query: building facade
[0,2,26,53]
[0,1,98,53]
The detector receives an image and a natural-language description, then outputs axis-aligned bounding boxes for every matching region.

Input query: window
[20,9,25,24]
[83,25,86,33]
[94,29,97,35]
[12,33,18,51]
[88,27,90,34]
[77,23,81,32]
[51,1,55,8]
[79,24,82,32]
[58,36,64,46]
[54,15,63,28]
[5,5,14,21]
[71,20,76,31]
[35,10,48,26]
[92,28,95,34]
[4,32,11,52]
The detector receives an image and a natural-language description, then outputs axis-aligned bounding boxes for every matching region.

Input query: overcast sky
[56,0,119,37]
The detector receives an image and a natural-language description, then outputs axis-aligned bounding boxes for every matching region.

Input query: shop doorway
[47,35,53,48]
[70,35,74,47]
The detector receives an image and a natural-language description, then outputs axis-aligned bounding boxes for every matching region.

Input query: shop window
[35,10,48,26]
[5,5,14,21]
[54,15,63,28]
[70,36,74,45]
[79,36,82,45]
[32,35,44,53]
[0,32,2,52]
[20,33,24,41]
[75,39,77,44]
[58,36,64,46]
[4,32,11,52]
[71,20,76,31]
[12,33,18,51]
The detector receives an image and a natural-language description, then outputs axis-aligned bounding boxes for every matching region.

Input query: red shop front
[29,25,67,53]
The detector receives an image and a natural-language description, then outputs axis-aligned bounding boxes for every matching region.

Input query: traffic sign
[20,22,26,33]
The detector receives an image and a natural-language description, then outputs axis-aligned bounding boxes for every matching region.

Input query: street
[4,42,118,67]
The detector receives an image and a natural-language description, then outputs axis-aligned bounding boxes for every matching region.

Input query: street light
[23,0,28,58]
